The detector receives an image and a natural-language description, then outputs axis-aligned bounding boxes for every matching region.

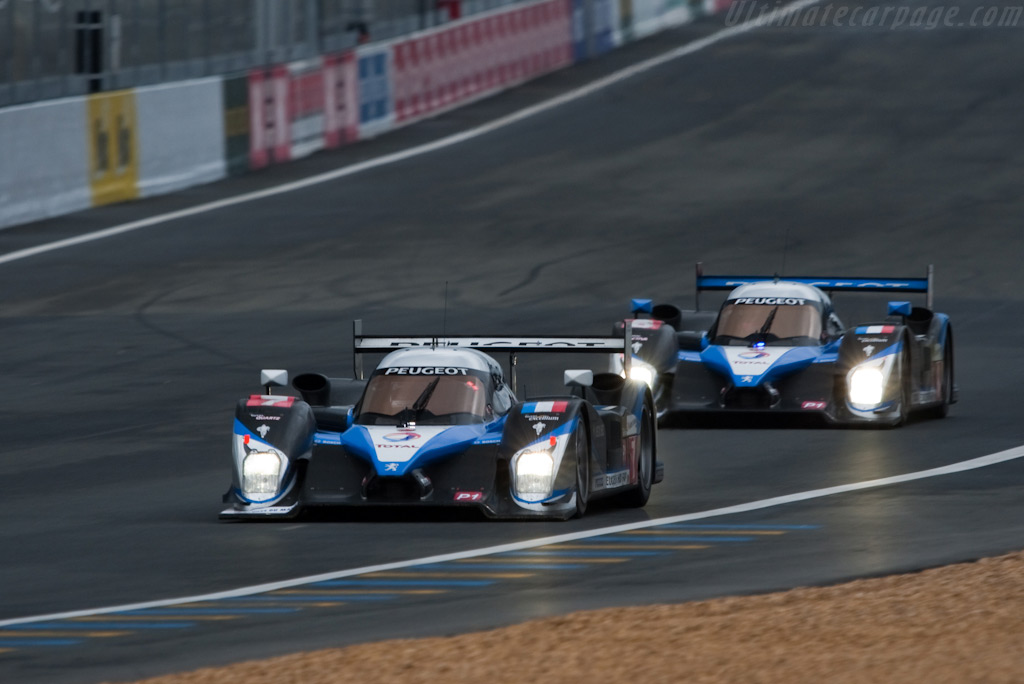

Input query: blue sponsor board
[698,275,929,292]
[592,0,617,55]
[357,47,393,134]
[572,0,587,61]
[573,0,617,61]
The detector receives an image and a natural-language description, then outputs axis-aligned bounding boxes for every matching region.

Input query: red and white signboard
[248,66,290,169]
[249,52,358,169]
[392,0,573,124]
[323,52,359,149]
[287,59,326,159]
[706,0,735,14]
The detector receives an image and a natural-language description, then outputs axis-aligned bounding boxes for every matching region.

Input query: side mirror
[631,298,653,315]
[888,301,912,316]
[260,369,289,394]
[564,369,594,388]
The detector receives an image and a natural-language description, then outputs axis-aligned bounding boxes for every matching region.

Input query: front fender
[612,319,678,375]
[500,399,584,506]
[838,326,907,417]
[228,395,316,505]
[838,325,905,370]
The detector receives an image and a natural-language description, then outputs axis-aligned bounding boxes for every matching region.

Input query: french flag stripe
[857,325,896,334]
[247,395,295,407]
[524,400,568,413]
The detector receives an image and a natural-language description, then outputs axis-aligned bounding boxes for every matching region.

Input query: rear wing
[352,320,631,394]
[693,263,934,310]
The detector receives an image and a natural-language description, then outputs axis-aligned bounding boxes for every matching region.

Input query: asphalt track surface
[1,2,1023,682]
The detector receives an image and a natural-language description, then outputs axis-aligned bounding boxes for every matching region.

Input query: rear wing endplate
[352,320,631,394]
[693,263,934,310]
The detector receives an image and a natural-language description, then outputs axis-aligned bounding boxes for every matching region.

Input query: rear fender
[933,314,956,404]
[902,311,955,404]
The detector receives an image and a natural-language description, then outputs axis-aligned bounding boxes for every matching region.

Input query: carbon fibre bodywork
[617,266,956,427]
[221,332,662,520]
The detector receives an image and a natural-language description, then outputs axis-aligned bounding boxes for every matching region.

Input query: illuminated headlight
[849,367,884,405]
[847,355,896,409]
[614,358,655,389]
[514,450,555,495]
[242,451,282,496]
[619,360,655,388]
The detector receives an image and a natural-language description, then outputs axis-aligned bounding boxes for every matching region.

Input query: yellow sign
[87,90,139,206]
[619,0,634,40]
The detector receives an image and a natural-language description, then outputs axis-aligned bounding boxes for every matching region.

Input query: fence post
[306,0,319,57]
[255,0,269,66]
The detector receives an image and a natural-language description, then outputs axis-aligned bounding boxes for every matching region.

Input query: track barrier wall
[390,0,573,125]
[0,97,90,228]
[0,0,734,231]
[136,79,227,198]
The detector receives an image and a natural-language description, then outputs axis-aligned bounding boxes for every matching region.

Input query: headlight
[514,450,555,495]
[618,358,655,388]
[243,451,282,497]
[846,354,896,410]
[628,362,655,388]
[848,366,884,405]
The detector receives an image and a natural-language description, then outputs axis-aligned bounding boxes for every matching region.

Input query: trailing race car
[613,264,956,427]
[221,323,662,520]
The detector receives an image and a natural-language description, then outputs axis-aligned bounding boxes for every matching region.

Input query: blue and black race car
[221,324,662,520]
[613,265,956,427]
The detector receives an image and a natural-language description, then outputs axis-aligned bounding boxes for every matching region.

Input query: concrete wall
[0,0,735,231]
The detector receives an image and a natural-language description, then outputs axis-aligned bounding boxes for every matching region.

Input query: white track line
[0,0,825,266]
[2,443,1021,627]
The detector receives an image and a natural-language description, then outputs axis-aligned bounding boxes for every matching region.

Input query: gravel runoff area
[111,549,1024,684]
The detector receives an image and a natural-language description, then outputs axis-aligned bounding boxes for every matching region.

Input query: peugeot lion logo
[383,432,421,442]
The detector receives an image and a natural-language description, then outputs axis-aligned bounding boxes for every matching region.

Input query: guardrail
[0,0,530,109]
[0,0,732,231]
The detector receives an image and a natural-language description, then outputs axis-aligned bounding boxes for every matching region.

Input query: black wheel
[652,374,673,421]
[890,347,913,427]
[651,377,666,410]
[573,421,590,518]
[620,406,654,508]
[927,338,953,419]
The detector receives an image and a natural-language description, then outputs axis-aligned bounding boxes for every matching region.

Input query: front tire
[926,336,953,419]
[573,422,590,519]
[620,406,654,508]
[890,347,913,428]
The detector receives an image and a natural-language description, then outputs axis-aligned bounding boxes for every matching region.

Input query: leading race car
[221,323,662,520]
[613,264,956,427]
